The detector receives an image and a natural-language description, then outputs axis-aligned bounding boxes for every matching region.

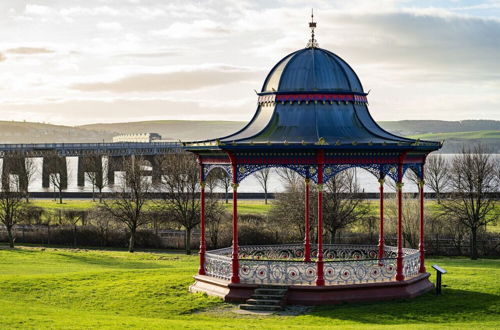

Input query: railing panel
[204,251,232,281]
[205,244,420,285]
[324,258,397,285]
[240,260,317,285]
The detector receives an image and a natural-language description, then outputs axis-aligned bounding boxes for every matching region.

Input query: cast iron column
[316,156,325,286]
[396,163,405,281]
[198,165,206,275]
[304,178,311,262]
[377,177,385,262]
[418,170,426,273]
[230,162,240,284]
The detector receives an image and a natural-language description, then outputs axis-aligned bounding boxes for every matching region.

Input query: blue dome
[262,48,364,93]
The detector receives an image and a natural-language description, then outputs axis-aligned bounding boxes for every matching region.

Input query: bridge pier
[144,155,163,185]
[42,155,67,189]
[1,154,28,191]
[77,156,103,187]
[107,156,125,185]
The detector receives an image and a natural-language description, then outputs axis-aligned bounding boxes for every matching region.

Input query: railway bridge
[0,142,182,190]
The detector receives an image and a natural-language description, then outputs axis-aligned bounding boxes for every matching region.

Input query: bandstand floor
[189,273,434,305]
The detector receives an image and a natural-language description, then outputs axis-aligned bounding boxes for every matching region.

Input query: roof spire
[306,9,318,48]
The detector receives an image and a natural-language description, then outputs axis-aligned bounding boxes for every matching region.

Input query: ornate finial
[306,9,319,48]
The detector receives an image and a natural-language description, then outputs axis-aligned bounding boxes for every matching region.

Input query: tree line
[0,145,498,259]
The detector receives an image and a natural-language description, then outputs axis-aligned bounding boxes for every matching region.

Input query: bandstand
[185,17,441,305]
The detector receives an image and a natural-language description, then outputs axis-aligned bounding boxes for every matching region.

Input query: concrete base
[190,273,434,305]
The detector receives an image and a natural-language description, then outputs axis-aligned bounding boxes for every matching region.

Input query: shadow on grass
[310,289,499,325]
[50,252,174,270]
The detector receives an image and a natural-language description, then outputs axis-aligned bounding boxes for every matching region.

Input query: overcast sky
[0,0,499,125]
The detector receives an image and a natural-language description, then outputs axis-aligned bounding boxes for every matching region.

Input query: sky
[0,0,499,125]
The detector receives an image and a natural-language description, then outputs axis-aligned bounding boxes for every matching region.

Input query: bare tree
[83,156,107,202]
[89,206,116,247]
[24,157,38,203]
[219,169,232,203]
[442,145,498,259]
[386,196,420,248]
[207,170,220,195]
[323,169,370,243]
[276,168,302,189]
[102,156,150,252]
[254,168,271,204]
[425,154,450,203]
[62,209,86,247]
[156,153,200,255]
[45,154,69,204]
[0,175,26,248]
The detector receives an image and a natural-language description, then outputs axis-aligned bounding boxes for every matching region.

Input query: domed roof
[262,48,364,93]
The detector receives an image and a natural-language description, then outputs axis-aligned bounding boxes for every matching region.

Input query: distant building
[112,133,161,143]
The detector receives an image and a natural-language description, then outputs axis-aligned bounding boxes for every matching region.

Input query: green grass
[223,200,273,214]
[0,247,498,329]
[31,199,98,210]
[408,130,500,140]
[31,199,273,215]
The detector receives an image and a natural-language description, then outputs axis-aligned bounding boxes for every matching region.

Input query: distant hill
[379,120,500,136]
[79,120,245,141]
[0,121,113,144]
[0,119,497,153]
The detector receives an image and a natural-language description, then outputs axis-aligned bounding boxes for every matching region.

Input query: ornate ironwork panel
[204,248,232,281]
[205,244,420,285]
[236,164,317,183]
[403,250,421,278]
[404,163,423,180]
[324,258,397,285]
[204,164,232,180]
[239,260,317,285]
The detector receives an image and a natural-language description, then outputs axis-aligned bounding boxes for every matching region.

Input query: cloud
[315,10,500,81]
[25,4,52,16]
[70,66,260,93]
[151,19,230,38]
[6,47,54,55]
[97,21,123,31]
[0,98,254,125]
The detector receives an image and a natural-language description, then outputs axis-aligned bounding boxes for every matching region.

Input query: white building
[112,133,161,143]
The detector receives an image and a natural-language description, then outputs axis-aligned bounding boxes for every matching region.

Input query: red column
[418,175,426,273]
[316,162,325,286]
[377,178,385,263]
[304,178,311,262]
[396,164,405,281]
[230,163,240,284]
[198,180,206,275]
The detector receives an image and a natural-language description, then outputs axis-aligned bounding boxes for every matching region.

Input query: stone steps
[239,285,288,312]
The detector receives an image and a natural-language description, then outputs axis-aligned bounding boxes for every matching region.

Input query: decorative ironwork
[306,9,319,48]
[324,258,397,285]
[404,163,423,180]
[403,249,421,278]
[204,164,232,180]
[236,164,316,183]
[205,244,420,285]
[240,260,317,285]
[204,248,232,281]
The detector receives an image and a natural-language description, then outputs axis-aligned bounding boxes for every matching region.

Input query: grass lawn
[0,246,498,329]
[31,199,274,215]
[408,130,500,140]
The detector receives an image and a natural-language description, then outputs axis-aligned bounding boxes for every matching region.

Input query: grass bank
[0,246,498,329]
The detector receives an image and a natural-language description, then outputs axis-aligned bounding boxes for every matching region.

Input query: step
[239,304,283,312]
[251,294,286,300]
[259,285,288,289]
[254,288,287,295]
[246,298,282,306]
